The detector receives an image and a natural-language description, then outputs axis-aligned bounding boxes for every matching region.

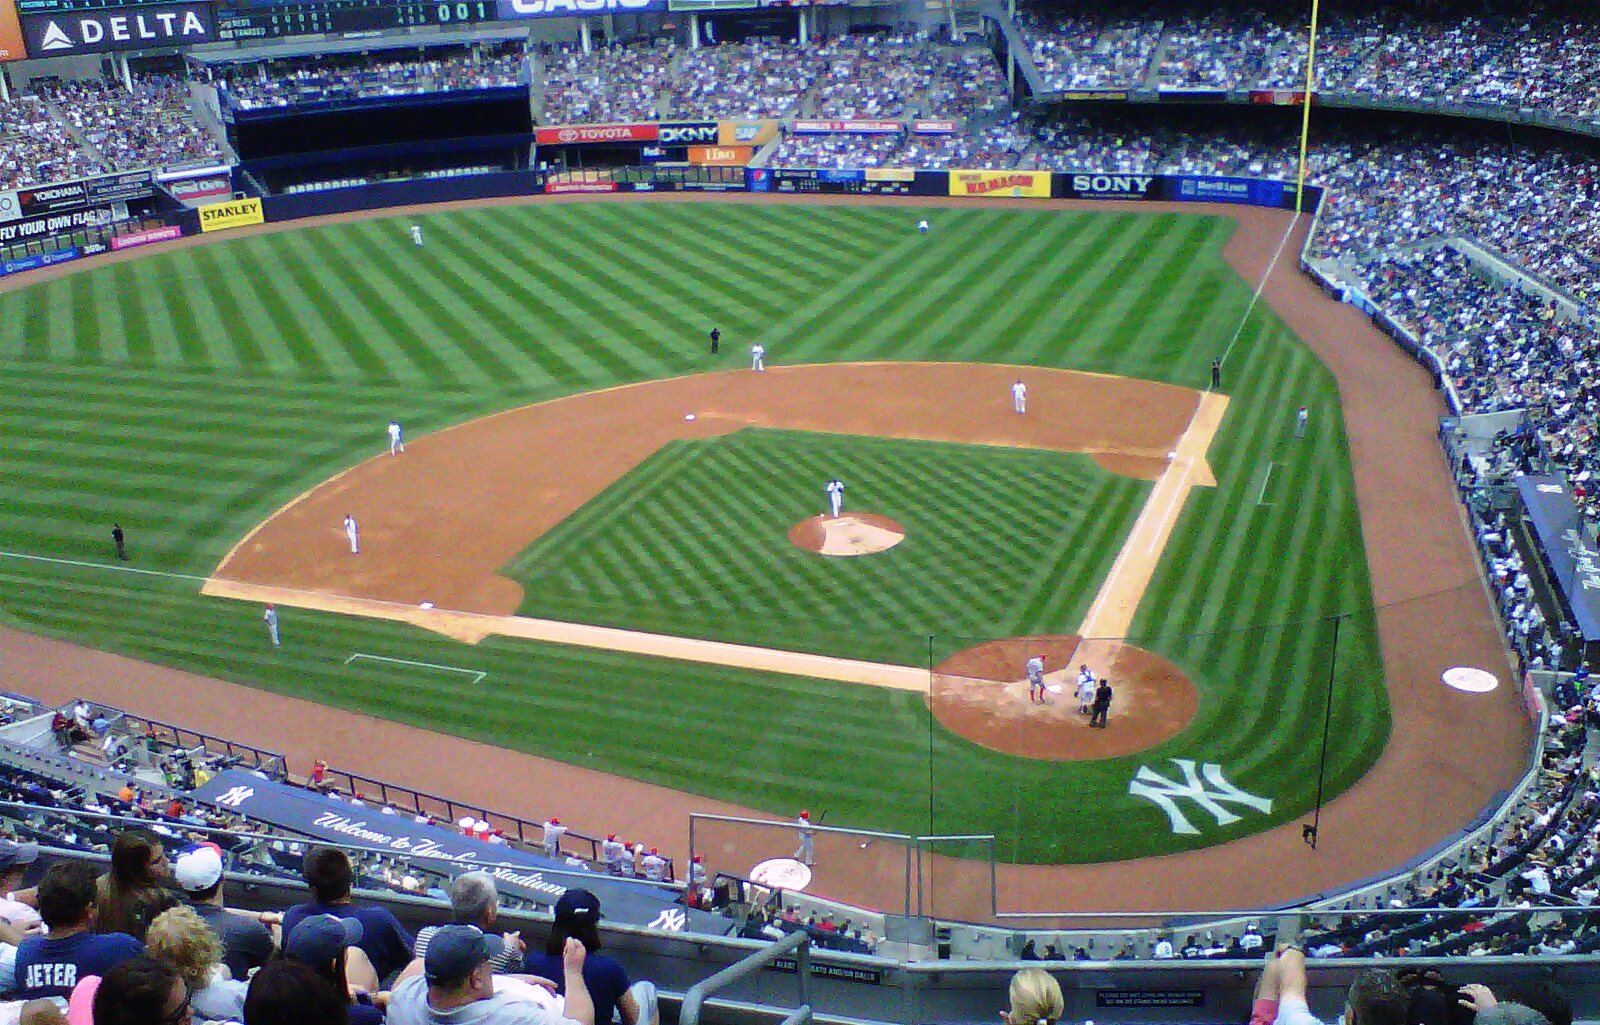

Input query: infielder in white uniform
[410,224,424,247]
[751,343,766,372]
[794,810,815,866]
[1026,655,1046,703]
[826,479,844,518]
[344,513,360,554]
[1011,379,1027,414]
[1076,664,1096,714]
[387,420,404,455]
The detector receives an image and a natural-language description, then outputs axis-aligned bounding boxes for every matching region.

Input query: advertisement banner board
[718,119,778,147]
[534,123,657,145]
[20,2,213,55]
[1516,475,1600,640]
[910,119,955,134]
[190,771,726,934]
[864,168,914,182]
[85,169,155,205]
[0,205,113,244]
[198,197,263,233]
[0,189,19,222]
[165,172,231,202]
[111,224,182,250]
[2,247,79,274]
[496,0,663,16]
[0,0,25,60]
[687,145,753,166]
[948,169,1051,198]
[792,119,900,134]
[1167,175,1284,207]
[544,180,617,194]
[1056,172,1161,200]
[657,121,718,146]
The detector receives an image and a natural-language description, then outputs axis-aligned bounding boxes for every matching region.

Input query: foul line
[1215,211,1303,377]
[1257,462,1277,506]
[0,550,209,585]
[345,653,486,686]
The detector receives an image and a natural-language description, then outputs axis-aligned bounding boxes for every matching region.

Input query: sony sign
[495,0,663,18]
[21,3,214,55]
[1070,173,1155,197]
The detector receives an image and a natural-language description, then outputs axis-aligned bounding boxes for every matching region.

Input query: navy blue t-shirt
[282,901,414,982]
[12,930,144,999]
[524,950,630,1025]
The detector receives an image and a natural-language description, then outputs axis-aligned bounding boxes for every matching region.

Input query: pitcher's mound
[789,513,906,557]
[931,636,1198,760]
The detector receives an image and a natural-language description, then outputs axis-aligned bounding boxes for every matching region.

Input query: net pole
[1294,0,1323,212]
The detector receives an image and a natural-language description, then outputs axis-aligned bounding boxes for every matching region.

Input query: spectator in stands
[97,829,179,941]
[5,861,142,1000]
[524,890,655,1025]
[389,926,593,1025]
[283,847,413,982]
[145,904,248,1021]
[172,843,275,981]
[412,873,523,973]
[244,959,349,1025]
[1271,946,1408,1025]
[83,954,187,1025]
[1000,967,1063,1025]
[0,840,42,939]
[284,914,383,1025]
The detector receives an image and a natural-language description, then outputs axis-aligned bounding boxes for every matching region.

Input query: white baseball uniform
[917,219,929,233]
[263,606,279,646]
[388,420,404,455]
[1011,380,1027,414]
[826,479,844,518]
[542,819,567,857]
[410,225,423,247]
[794,816,815,865]
[601,837,626,874]
[751,344,765,371]
[1295,406,1308,437]
[1077,675,1096,712]
[344,514,360,554]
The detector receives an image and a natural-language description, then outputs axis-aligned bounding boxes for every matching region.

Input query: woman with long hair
[145,904,250,1021]
[96,828,179,940]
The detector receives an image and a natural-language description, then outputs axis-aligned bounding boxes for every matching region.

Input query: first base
[684,414,697,421]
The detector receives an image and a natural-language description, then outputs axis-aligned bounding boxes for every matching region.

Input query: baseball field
[0,198,1393,874]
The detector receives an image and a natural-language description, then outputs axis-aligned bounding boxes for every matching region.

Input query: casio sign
[659,123,717,145]
[499,0,659,16]
[1071,174,1155,195]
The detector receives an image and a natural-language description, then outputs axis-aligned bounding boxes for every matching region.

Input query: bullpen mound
[788,513,907,557]
[931,636,1199,760]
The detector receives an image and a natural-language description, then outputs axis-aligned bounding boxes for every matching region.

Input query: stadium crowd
[213,45,527,111]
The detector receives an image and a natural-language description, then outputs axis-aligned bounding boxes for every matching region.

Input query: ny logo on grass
[1128,759,1272,835]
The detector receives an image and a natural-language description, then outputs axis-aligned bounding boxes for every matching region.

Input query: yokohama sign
[535,123,657,145]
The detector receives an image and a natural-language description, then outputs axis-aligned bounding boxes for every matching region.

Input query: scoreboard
[216,0,493,38]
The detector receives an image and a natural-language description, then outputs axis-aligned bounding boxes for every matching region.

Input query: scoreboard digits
[217,0,493,38]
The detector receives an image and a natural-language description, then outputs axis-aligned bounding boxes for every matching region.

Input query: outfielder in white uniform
[1076,665,1096,714]
[387,420,404,455]
[344,514,360,554]
[1026,655,1046,703]
[410,224,424,247]
[751,343,766,372]
[917,219,929,233]
[1011,379,1027,414]
[826,479,844,518]
[263,604,280,647]
[1295,405,1309,438]
[794,810,816,866]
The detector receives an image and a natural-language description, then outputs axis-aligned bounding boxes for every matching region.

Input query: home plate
[1442,667,1498,693]
[1047,684,1064,693]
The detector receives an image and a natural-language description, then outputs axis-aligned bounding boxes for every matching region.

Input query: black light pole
[1305,613,1343,850]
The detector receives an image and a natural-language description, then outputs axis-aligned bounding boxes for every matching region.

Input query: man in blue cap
[386,925,594,1025]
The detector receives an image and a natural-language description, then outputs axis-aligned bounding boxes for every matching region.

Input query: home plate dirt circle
[931,636,1199,760]
[788,513,907,556]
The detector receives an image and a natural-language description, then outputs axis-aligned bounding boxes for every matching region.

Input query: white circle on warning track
[1442,666,1499,693]
[749,858,812,891]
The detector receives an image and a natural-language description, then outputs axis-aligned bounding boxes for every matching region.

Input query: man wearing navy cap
[387,925,594,1025]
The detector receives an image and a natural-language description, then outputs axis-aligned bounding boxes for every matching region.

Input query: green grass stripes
[0,202,1387,863]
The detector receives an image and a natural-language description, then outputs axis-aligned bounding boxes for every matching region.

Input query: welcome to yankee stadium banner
[1516,475,1600,641]
[191,771,728,934]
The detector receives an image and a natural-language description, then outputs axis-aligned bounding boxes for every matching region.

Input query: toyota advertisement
[534,123,657,145]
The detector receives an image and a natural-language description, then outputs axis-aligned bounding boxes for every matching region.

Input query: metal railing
[681,931,812,1025]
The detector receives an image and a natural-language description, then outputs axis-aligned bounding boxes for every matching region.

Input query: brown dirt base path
[0,193,1532,921]
[932,636,1198,760]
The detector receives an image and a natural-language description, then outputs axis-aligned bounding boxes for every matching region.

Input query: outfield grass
[0,201,1386,863]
